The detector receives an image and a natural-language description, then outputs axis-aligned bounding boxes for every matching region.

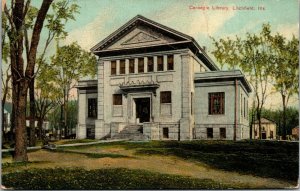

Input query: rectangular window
[113,94,122,105]
[111,61,116,75]
[241,94,243,116]
[270,131,273,139]
[209,92,225,115]
[220,128,226,139]
[160,91,171,103]
[167,55,174,70]
[207,128,213,138]
[147,57,154,72]
[120,60,125,74]
[138,58,144,73]
[244,97,246,118]
[129,59,135,74]
[88,98,97,118]
[163,128,169,138]
[157,56,164,71]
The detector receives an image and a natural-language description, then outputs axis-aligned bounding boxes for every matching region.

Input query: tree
[4,0,53,162]
[211,24,274,140]
[24,1,79,146]
[271,35,299,139]
[1,13,12,141]
[50,42,97,137]
[34,61,62,139]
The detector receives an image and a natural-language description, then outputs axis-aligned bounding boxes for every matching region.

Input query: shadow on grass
[130,140,298,183]
[2,167,240,190]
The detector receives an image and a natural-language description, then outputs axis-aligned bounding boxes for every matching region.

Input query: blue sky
[5,0,300,108]
[59,0,298,53]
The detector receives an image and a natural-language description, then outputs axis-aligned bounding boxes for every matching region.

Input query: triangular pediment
[91,15,193,52]
[122,31,159,45]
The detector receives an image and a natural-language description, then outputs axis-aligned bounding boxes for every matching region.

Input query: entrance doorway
[261,131,266,139]
[135,98,150,123]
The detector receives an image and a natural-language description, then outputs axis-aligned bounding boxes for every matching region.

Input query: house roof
[194,70,252,93]
[90,15,219,71]
[254,118,276,124]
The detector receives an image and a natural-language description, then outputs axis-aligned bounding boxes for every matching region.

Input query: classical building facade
[76,15,251,141]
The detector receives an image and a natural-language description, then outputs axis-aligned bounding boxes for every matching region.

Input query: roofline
[90,15,219,71]
[194,70,252,93]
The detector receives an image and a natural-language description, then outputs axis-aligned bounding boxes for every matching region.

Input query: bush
[2,168,235,189]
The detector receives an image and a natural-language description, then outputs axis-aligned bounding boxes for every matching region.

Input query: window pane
[209,92,224,114]
[138,58,144,73]
[88,98,97,118]
[160,91,171,103]
[163,128,169,138]
[111,61,116,75]
[147,57,153,72]
[113,94,122,105]
[157,56,163,71]
[220,128,226,138]
[120,60,125,74]
[207,128,213,138]
[167,55,174,70]
[129,59,135,73]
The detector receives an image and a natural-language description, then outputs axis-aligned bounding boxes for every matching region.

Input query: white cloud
[275,23,298,39]
[64,8,113,51]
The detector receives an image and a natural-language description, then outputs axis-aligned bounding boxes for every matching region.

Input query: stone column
[180,53,192,140]
[95,59,105,139]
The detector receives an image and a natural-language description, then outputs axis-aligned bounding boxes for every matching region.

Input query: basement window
[207,128,213,138]
[163,127,169,138]
[220,128,226,139]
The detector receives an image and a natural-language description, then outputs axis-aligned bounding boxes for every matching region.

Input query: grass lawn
[2,140,298,189]
[2,168,234,190]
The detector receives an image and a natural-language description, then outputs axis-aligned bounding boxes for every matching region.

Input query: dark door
[135,98,150,123]
[261,132,266,139]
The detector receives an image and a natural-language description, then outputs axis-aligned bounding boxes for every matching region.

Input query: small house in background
[291,126,299,140]
[252,118,277,140]
[3,102,12,133]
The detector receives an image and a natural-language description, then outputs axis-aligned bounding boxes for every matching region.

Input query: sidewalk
[1,139,127,153]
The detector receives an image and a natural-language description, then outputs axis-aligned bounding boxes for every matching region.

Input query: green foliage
[261,107,299,135]
[48,101,78,133]
[2,168,234,189]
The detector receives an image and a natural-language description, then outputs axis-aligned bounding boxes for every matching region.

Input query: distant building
[291,126,299,139]
[76,15,252,141]
[3,102,12,133]
[252,118,277,140]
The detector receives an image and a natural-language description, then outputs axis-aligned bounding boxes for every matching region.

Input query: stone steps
[111,125,149,141]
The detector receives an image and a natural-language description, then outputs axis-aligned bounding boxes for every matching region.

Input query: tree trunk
[29,79,36,146]
[256,107,262,139]
[282,94,287,140]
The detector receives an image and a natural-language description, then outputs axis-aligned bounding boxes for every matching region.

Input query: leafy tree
[48,101,78,139]
[4,0,53,162]
[271,35,299,139]
[50,42,97,137]
[211,24,275,139]
[1,13,12,140]
[261,107,299,137]
[23,1,79,146]
[34,61,62,139]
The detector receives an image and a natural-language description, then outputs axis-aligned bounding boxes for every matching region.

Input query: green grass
[55,140,299,182]
[2,168,238,189]
[132,140,299,182]
[2,161,49,169]
[50,139,97,145]
[48,148,129,159]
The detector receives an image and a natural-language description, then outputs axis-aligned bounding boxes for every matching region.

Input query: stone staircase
[111,125,149,141]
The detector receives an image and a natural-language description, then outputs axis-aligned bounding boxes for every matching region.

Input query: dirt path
[2,147,296,189]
